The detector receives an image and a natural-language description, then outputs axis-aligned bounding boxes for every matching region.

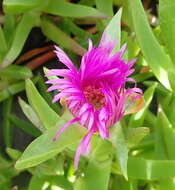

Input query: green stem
[2,96,13,147]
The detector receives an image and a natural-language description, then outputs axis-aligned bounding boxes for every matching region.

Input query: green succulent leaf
[41,18,86,56]
[15,121,86,170]
[3,0,47,13]
[44,0,106,18]
[0,65,32,81]
[110,123,128,179]
[156,106,175,160]
[128,0,175,91]
[83,158,112,190]
[1,13,39,68]
[18,97,44,132]
[101,8,122,53]
[25,79,60,130]
[126,127,150,148]
[159,0,175,64]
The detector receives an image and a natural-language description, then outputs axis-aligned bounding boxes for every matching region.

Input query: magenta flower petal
[74,128,95,170]
[53,118,79,141]
[54,45,77,72]
[46,37,142,169]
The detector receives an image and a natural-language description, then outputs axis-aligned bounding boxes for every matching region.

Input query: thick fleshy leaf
[1,13,39,68]
[82,138,112,190]
[15,122,86,170]
[126,157,175,180]
[3,14,15,46]
[37,75,61,114]
[159,178,175,190]
[50,176,73,190]
[44,0,106,18]
[83,158,112,190]
[33,156,64,176]
[100,8,122,52]
[91,138,113,162]
[9,114,41,137]
[6,148,22,160]
[3,0,47,13]
[25,79,60,129]
[18,97,44,132]
[0,76,39,102]
[157,106,175,159]
[96,0,113,17]
[0,88,9,102]
[41,18,86,56]
[126,127,150,148]
[28,176,46,190]
[0,65,32,81]
[0,26,7,53]
[110,123,128,179]
[62,18,91,40]
[128,0,175,91]
[159,0,175,64]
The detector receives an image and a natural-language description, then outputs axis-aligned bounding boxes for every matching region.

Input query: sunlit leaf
[44,0,106,18]
[126,127,150,148]
[96,0,113,16]
[1,13,39,68]
[41,18,86,56]
[126,157,175,180]
[15,122,86,169]
[3,0,47,13]
[159,0,175,64]
[110,123,128,179]
[83,158,112,190]
[157,106,175,159]
[100,8,122,52]
[6,147,22,160]
[25,79,59,129]
[18,97,44,132]
[0,65,32,81]
[128,0,175,90]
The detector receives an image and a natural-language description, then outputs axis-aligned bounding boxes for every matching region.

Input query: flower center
[83,85,105,110]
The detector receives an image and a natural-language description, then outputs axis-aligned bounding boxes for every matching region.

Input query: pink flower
[45,36,142,169]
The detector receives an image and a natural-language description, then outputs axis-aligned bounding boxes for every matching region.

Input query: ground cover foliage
[1,0,175,189]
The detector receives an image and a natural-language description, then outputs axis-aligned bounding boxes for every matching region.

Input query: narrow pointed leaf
[96,0,113,17]
[110,123,128,179]
[41,18,86,56]
[127,157,175,180]
[159,0,175,64]
[126,127,150,148]
[1,13,39,68]
[0,65,32,81]
[101,8,122,52]
[0,26,7,53]
[157,106,175,159]
[3,0,47,13]
[18,97,44,132]
[129,0,175,90]
[44,0,106,18]
[15,123,86,170]
[84,158,112,190]
[25,79,59,129]
[9,114,41,137]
